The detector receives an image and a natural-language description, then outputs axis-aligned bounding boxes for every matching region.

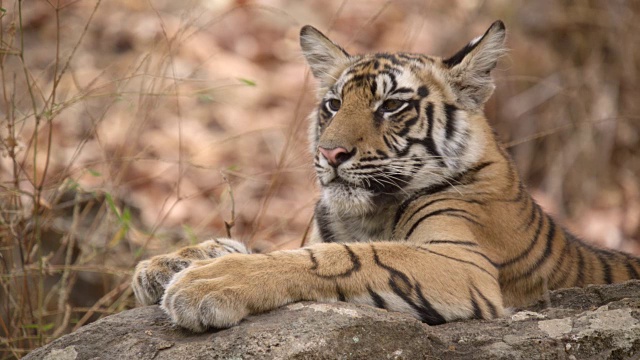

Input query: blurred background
[1,0,639,357]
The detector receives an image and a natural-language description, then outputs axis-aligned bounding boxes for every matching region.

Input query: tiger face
[301,22,506,215]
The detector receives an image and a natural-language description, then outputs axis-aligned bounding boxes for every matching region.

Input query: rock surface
[26,281,640,359]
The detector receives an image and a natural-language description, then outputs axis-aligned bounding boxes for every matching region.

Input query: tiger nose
[318,146,354,167]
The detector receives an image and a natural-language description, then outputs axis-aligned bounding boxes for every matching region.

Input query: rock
[25,281,640,360]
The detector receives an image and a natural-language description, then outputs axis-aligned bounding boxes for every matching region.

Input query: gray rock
[25,281,640,359]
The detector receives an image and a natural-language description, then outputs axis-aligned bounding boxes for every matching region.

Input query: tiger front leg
[132,238,249,306]
[161,241,504,332]
[161,252,308,331]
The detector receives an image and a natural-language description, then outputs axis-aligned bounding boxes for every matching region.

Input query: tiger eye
[380,99,403,112]
[326,98,342,111]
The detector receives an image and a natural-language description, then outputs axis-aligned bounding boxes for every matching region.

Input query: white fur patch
[469,35,483,47]
[322,185,374,216]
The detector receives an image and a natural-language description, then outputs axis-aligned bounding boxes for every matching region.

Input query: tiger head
[301,21,507,216]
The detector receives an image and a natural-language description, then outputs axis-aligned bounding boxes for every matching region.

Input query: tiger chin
[132,20,640,333]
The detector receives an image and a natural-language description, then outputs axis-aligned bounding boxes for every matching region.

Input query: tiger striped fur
[131,21,640,332]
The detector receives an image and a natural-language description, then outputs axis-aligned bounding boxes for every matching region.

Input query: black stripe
[625,259,640,280]
[391,87,414,95]
[397,116,420,137]
[372,59,381,71]
[516,188,530,214]
[387,274,412,302]
[344,73,377,88]
[405,208,482,239]
[417,85,429,97]
[367,286,387,309]
[521,202,540,230]
[596,252,613,284]
[442,22,503,68]
[418,247,497,279]
[444,103,458,140]
[499,211,546,267]
[306,249,319,270]
[336,283,346,302]
[377,53,403,66]
[464,161,495,176]
[504,219,556,283]
[373,108,385,127]
[392,161,494,232]
[394,197,484,233]
[307,245,361,279]
[506,161,518,186]
[372,246,412,293]
[369,79,378,96]
[220,245,238,254]
[428,240,479,247]
[319,103,333,119]
[383,134,394,150]
[444,214,482,226]
[343,244,362,273]
[371,246,446,325]
[462,248,499,268]
[421,102,440,159]
[315,203,338,243]
[575,246,585,287]
[499,181,526,204]
[568,230,640,284]
[386,72,398,93]
[472,284,498,318]
[413,239,498,268]
[414,283,447,325]
[470,289,482,319]
[398,53,432,63]
[443,38,482,68]
[548,237,570,288]
[354,163,391,171]
[563,239,579,287]
[357,156,383,163]
[393,186,454,230]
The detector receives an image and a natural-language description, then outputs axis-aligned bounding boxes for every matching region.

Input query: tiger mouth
[325,174,408,195]
[326,176,357,188]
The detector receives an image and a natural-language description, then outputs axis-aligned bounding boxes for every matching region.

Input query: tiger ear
[443,20,507,110]
[300,25,351,88]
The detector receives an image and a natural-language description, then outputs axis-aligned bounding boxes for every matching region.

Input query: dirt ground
[1,0,640,356]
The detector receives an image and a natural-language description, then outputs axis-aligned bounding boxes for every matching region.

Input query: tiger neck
[316,195,399,243]
[315,136,518,244]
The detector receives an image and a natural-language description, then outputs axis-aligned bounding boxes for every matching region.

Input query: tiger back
[131,21,640,332]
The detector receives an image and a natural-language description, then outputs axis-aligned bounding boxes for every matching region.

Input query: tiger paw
[132,238,249,306]
[160,253,292,332]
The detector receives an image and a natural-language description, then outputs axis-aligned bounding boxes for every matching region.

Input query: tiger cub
[132,21,640,332]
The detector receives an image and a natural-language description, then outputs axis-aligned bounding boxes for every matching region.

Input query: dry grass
[1,0,639,358]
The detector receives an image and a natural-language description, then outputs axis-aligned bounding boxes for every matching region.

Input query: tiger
[131,20,640,332]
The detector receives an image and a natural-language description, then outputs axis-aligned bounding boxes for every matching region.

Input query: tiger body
[132,21,640,332]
